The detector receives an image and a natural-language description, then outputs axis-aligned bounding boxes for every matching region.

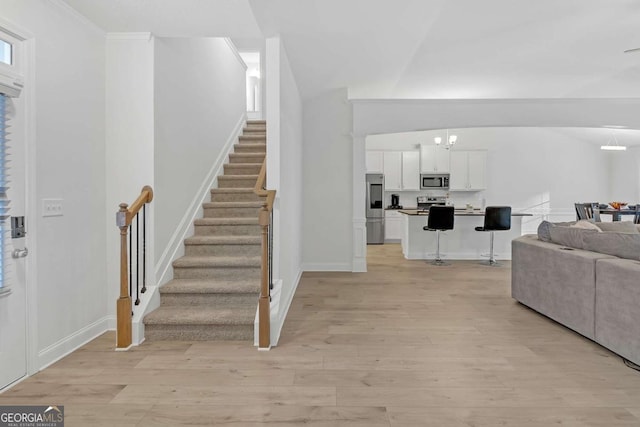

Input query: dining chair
[574,202,601,222]
[634,210,640,225]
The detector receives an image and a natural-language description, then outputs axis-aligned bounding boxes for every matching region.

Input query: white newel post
[352,134,367,272]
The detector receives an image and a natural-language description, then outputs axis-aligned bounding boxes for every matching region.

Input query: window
[0,39,11,66]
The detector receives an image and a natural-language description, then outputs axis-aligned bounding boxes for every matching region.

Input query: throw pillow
[571,220,602,231]
[549,226,599,250]
[583,232,640,260]
[595,221,639,234]
[537,220,576,242]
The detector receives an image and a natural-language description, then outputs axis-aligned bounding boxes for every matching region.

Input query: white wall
[302,88,353,270]
[0,1,109,367]
[153,37,246,269]
[105,33,155,319]
[265,37,303,345]
[610,146,640,204]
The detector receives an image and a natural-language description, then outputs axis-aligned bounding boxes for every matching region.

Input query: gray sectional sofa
[512,220,640,366]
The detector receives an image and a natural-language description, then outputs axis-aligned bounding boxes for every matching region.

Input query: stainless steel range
[417,196,447,211]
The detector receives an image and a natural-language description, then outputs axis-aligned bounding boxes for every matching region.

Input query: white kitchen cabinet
[401,151,420,190]
[383,151,402,190]
[366,151,384,173]
[420,145,450,173]
[385,210,403,241]
[449,150,487,191]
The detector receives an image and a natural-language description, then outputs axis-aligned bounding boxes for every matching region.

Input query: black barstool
[423,205,455,266]
[475,206,511,266]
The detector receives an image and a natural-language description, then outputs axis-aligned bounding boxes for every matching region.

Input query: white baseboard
[38,316,111,371]
[154,114,246,287]
[403,251,512,261]
[302,262,353,271]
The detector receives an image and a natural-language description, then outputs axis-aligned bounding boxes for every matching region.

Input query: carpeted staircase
[143,120,266,340]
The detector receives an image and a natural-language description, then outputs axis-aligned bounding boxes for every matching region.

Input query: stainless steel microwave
[420,174,450,189]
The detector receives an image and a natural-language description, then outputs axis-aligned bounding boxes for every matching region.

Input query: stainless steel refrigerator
[366,173,385,244]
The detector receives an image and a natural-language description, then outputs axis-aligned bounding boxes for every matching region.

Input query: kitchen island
[398,209,532,260]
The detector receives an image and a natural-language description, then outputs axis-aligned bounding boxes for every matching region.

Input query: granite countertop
[398,209,532,216]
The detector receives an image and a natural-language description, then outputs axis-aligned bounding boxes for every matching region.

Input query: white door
[0,31,28,390]
[467,151,487,190]
[449,151,468,190]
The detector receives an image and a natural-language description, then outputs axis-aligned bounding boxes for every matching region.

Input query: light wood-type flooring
[2,244,640,426]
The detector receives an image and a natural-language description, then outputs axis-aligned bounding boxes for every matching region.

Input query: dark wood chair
[574,202,601,222]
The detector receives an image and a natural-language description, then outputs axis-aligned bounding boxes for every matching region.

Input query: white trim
[106,32,153,41]
[48,0,106,36]
[131,285,159,345]
[37,316,111,370]
[403,251,512,261]
[302,263,353,271]
[224,38,248,71]
[348,97,640,105]
[22,35,38,379]
[154,114,246,286]
[270,269,303,346]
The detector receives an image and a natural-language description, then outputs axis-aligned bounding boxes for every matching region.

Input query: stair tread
[173,255,261,268]
[144,305,255,326]
[211,188,258,193]
[161,278,260,294]
[203,201,263,208]
[194,217,259,225]
[218,174,259,179]
[234,143,266,147]
[225,161,264,168]
[185,235,261,245]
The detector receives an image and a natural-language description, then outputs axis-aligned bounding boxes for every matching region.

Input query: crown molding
[48,0,106,36]
[224,38,248,71]
[106,32,153,41]
[349,97,640,105]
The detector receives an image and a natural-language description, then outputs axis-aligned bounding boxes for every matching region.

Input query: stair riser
[234,144,266,154]
[145,324,253,341]
[218,178,259,188]
[229,154,265,164]
[185,243,261,257]
[160,293,258,307]
[203,206,261,218]
[223,164,262,175]
[195,224,261,236]
[210,191,262,202]
[239,136,266,143]
[173,266,260,280]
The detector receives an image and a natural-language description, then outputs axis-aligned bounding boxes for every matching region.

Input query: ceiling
[63,0,640,100]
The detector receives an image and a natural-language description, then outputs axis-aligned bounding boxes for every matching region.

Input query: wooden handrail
[116,185,153,349]
[254,160,275,349]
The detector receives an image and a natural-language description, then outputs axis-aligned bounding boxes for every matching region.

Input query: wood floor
[2,244,640,426]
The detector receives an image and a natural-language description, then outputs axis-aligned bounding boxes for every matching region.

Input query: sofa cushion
[596,221,639,234]
[583,232,640,260]
[595,258,640,365]
[549,226,598,250]
[571,220,602,231]
[537,220,576,242]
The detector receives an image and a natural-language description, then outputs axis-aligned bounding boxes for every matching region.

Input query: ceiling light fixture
[600,133,627,151]
[434,129,457,149]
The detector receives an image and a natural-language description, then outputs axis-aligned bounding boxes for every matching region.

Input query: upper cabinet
[449,150,487,191]
[366,151,384,173]
[383,151,402,190]
[401,151,420,190]
[420,145,450,173]
[366,150,421,190]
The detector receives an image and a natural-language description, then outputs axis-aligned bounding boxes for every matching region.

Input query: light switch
[42,198,63,217]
